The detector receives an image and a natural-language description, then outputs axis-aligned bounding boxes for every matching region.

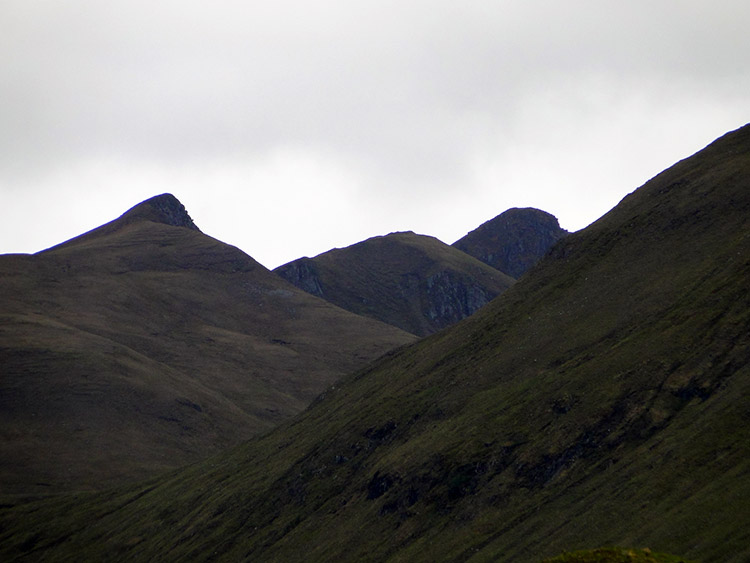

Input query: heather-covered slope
[2,124,749,562]
[541,548,695,563]
[274,231,515,336]
[0,194,416,495]
[452,207,568,278]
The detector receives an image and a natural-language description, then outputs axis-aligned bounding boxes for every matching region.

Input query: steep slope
[2,124,749,562]
[0,194,416,495]
[452,207,569,278]
[274,231,515,336]
[541,548,695,563]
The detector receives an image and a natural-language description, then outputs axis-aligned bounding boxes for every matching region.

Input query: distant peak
[495,207,561,223]
[38,193,202,254]
[452,206,568,278]
[122,194,201,231]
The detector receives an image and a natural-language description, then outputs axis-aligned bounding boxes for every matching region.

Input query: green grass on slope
[541,547,695,562]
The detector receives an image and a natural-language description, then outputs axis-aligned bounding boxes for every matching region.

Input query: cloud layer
[1,1,748,267]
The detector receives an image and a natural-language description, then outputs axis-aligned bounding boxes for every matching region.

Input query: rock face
[274,231,515,336]
[275,257,324,297]
[125,193,202,231]
[423,270,495,324]
[452,208,568,278]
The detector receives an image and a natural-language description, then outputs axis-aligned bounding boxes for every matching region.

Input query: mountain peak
[39,193,201,253]
[452,207,568,278]
[121,193,201,231]
[275,229,514,336]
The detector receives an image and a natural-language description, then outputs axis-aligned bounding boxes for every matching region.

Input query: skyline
[1,1,748,269]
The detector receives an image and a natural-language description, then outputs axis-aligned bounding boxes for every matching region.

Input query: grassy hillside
[275,231,515,336]
[541,547,695,563]
[1,124,749,562]
[0,195,416,496]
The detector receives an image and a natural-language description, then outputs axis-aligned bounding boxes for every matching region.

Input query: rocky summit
[452,207,569,278]
[123,193,202,231]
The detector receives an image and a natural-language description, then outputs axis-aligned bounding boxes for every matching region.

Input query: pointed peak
[39,194,202,253]
[121,194,201,231]
[452,207,568,278]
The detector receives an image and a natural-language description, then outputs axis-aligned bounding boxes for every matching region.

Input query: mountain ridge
[1,124,748,562]
[275,230,515,336]
[41,193,201,254]
[0,196,416,495]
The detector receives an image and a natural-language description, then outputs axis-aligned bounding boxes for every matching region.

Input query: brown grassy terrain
[0,195,416,496]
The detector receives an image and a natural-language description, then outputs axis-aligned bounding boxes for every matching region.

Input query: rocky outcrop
[40,193,202,254]
[274,257,324,297]
[122,193,202,231]
[423,270,494,324]
[453,208,568,278]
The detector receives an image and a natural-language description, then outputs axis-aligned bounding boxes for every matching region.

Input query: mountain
[0,194,416,496]
[2,124,749,562]
[452,207,569,278]
[274,231,515,336]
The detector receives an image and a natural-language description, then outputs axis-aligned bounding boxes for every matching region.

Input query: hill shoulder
[275,230,515,336]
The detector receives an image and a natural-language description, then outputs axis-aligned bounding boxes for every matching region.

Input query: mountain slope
[0,194,416,495]
[452,207,569,278]
[274,231,515,336]
[2,124,749,562]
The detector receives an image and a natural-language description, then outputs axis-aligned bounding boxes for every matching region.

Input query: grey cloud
[1,1,748,263]
[3,2,747,164]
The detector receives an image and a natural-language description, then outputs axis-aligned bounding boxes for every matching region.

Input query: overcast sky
[1,1,748,269]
